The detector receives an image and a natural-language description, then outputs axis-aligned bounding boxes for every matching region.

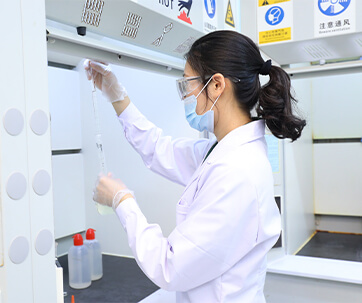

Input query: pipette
[91,74,113,215]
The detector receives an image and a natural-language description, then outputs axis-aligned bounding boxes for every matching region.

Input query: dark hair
[185,30,306,142]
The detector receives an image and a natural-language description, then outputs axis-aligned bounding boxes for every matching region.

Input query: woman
[85,30,306,302]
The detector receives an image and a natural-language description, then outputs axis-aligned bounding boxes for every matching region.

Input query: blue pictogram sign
[318,0,351,16]
[265,6,284,26]
[204,0,216,19]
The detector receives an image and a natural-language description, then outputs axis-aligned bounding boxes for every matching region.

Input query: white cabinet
[314,143,362,216]
[312,73,362,216]
[312,73,362,139]
[48,66,82,151]
[52,154,86,239]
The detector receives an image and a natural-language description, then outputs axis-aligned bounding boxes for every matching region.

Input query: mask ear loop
[210,81,225,110]
[196,76,214,99]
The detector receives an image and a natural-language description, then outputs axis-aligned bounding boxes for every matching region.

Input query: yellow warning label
[259,0,290,6]
[259,27,291,44]
[225,0,235,28]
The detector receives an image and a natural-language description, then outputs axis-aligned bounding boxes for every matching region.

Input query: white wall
[265,273,362,303]
[314,143,362,216]
[52,154,86,239]
[312,73,362,217]
[315,214,362,234]
[78,62,200,257]
[312,73,362,139]
[48,67,86,241]
[284,79,315,255]
[48,66,82,151]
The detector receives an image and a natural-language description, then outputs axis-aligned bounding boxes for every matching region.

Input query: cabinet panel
[48,66,82,150]
[312,74,362,139]
[52,154,86,238]
[314,143,362,216]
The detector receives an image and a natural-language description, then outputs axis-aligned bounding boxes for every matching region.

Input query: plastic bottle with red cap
[84,228,103,280]
[68,233,91,289]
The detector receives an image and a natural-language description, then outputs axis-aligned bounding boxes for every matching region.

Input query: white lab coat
[115,103,281,303]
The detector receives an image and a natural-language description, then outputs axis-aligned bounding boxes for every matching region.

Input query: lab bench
[58,255,159,303]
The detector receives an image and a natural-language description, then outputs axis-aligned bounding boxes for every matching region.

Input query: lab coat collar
[205,119,265,164]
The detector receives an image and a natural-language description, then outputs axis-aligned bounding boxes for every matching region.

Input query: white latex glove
[93,173,134,211]
[84,59,128,103]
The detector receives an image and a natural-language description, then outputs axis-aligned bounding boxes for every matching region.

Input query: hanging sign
[225,0,235,28]
[135,0,197,27]
[257,0,293,45]
[259,0,290,5]
[203,0,218,32]
[178,0,194,25]
[315,0,355,37]
[133,0,204,33]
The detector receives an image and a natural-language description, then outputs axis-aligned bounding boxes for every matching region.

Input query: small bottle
[84,228,103,281]
[68,234,91,289]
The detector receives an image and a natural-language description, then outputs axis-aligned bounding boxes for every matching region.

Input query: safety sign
[315,0,355,37]
[178,0,193,25]
[318,0,351,16]
[258,0,292,44]
[265,6,284,26]
[259,0,291,6]
[225,0,235,28]
[203,0,218,32]
[204,0,216,18]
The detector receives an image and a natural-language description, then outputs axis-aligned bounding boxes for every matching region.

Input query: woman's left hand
[93,173,134,210]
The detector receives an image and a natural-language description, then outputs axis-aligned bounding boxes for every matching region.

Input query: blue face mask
[183,76,222,133]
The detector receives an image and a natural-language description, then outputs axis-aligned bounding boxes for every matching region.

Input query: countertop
[58,255,159,303]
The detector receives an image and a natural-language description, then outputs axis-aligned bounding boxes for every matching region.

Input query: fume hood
[45,0,239,69]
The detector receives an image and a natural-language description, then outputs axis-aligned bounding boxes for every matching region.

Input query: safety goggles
[176,76,202,100]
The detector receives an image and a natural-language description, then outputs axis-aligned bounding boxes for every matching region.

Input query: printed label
[258,0,293,44]
[259,27,291,44]
[315,0,355,37]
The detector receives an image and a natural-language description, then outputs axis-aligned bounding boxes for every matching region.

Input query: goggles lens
[176,76,201,100]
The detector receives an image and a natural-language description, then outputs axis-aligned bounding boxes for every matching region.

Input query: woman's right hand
[84,59,128,103]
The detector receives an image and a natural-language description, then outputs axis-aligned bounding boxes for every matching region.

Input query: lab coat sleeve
[117,103,213,186]
[115,163,259,292]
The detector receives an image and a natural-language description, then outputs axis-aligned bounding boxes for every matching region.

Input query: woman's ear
[210,73,225,95]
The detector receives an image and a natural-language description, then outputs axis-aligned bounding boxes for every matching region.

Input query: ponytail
[185,30,306,141]
[258,66,306,142]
